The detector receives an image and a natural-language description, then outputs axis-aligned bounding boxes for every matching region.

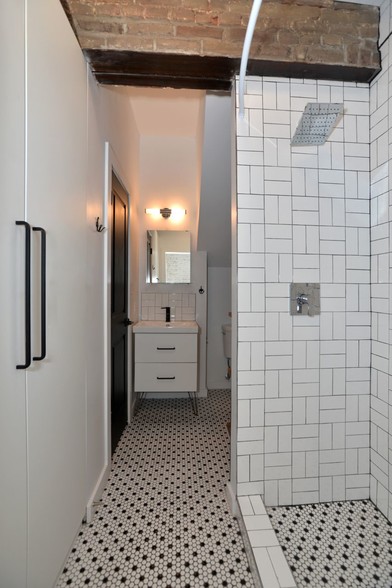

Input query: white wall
[198,93,232,268]
[369,0,392,521]
[99,85,140,324]
[124,88,205,292]
[236,76,371,505]
[85,79,140,505]
[207,267,231,389]
[138,134,202,286]
[85,72,106,510]
[198,94,233,391]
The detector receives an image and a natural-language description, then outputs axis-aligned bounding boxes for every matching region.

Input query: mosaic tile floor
[57,390,255,588]
[268,500,392,588]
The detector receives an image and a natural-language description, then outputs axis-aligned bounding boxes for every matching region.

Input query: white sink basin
[133,320,199,334]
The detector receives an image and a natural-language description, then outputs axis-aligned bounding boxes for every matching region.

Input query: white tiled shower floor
[56,390,255,587]
[268,499,392,587]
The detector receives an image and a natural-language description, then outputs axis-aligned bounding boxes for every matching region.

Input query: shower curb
[237,495,297,588]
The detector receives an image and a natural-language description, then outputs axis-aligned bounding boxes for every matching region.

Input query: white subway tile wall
[236,76,371,506]
[140,292,196,321]
[370,0,392,522]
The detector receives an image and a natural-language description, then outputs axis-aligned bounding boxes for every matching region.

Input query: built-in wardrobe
[0,1,90,586]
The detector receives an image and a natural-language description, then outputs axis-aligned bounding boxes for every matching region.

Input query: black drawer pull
[157,376,176,380]
[157,347,176,350]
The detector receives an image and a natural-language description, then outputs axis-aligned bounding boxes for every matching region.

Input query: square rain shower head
[291,103,344,146]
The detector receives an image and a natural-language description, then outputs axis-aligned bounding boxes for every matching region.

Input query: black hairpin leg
[188,391,198,416]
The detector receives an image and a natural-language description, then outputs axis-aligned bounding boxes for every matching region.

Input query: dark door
[111,175,129,453]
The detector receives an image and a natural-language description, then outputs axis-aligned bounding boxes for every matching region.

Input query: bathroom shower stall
[235,75,375,507]
[232,63,392,584]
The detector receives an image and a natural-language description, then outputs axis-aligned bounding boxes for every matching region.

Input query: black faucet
[161,306,171,322]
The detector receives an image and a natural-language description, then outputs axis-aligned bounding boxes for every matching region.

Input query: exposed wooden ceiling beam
[85,49,380,90]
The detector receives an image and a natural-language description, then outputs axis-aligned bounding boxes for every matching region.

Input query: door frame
[86,142,132,522]
[110,170,130,453]
[227,87,238,515]
[104,142,132,459]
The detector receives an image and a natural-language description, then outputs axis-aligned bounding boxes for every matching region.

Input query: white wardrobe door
[26,1,88,586]
[0,1,28,587]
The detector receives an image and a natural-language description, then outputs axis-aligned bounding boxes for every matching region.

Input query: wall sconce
[145,207,187,220]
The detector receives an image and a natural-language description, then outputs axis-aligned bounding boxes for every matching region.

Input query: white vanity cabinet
[134,322,199,394]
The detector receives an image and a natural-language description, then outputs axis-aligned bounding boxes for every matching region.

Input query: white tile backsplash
[140,292,196,321]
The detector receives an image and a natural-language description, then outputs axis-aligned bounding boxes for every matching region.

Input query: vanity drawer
[134,363,197,392]
[135,333,197,363]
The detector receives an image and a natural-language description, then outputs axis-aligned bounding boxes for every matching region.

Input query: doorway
[111,173,130,453]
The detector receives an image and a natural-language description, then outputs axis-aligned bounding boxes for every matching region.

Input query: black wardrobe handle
[157,347,176,350]
[33,227,46,361]
[157,376,176,380]
[16,221,31,370]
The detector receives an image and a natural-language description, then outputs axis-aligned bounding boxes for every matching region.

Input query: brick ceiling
[60,0,381,89]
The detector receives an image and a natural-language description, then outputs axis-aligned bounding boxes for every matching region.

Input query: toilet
[222,323,232,359]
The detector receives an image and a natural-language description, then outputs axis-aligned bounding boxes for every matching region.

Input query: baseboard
[207,380,231,390]
[85,461,111,523]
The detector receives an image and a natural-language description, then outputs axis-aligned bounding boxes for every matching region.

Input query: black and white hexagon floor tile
[268,500,392,588]
[56,390,255,588]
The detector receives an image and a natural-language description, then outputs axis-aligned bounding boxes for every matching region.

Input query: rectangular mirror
[146,230,191,284]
